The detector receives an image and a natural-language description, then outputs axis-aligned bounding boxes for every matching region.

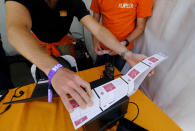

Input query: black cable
[98,72,139,122]
[129,101,139,122]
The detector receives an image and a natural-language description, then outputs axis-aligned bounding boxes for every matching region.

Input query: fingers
[147,70,155,77]
[94,43,101,51]
[61,94,74,113]
[127,53,148,67]
[97,45,102,51]
[133,53,147,61]
[52,68,93,112]
[109,51,113,55]
[72,86,93,107]
[136,54,154,77]
[95,47,102,55]
[109,49,117,56]
[147,72,152,77]
[109,51,117,56]
[68,88,87,109]
[94,46,100,54]
[65,77,93,108]
[68,76,93,109]
[61,81,92,111]
[139,54,147,61]
[75,77,93,106]
[95,46,105,56]
[78,78,92,97]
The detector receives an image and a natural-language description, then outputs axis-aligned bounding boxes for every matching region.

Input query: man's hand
[124,52,147,67]
[80,15,153,76]
[123,51,154,77]
[51,68,93,113]
[93,39,112,55]
[109,50,117,56]
[94,41,104,56]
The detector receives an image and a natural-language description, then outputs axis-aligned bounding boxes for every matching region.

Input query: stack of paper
[69,53,168,129]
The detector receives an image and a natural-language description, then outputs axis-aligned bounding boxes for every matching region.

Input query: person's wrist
[120,48,132,60]
[122,50,135,67]
[41,57,59,75]
[124,50,133,60]
[121,49,133,61]
[48,64,63,85]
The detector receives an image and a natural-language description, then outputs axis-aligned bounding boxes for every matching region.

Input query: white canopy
[134,0,195,130]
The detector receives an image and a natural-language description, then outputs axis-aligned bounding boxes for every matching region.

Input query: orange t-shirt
[90,0,153,50]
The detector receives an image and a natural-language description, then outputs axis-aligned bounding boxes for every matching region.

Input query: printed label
[128,69,140,79]
[69,99,79,108]
[74,116,88,126]
[148,57,159,63]
[103,83,116,92]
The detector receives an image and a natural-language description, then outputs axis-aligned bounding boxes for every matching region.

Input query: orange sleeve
[137,0,153,18]
[90,0,100,14]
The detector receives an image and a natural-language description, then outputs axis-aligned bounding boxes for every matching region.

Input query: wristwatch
[124,39,130,47]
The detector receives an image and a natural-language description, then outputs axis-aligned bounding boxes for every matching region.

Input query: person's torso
[97,0,138,41]
[27,0,74,43]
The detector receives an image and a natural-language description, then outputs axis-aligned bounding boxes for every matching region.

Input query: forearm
[126,18,146,43]
[82,15,128,55]
[92,13,101,45]
[126,26,145,43]
[92,35,99,47]
[7,25,58,75]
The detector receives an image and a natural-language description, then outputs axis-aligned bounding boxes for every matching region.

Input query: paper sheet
[94,78,129,110]
[69,90,102,129]
[69,53,167,129]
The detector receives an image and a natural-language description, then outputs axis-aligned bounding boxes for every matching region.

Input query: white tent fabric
[134,0,195,130]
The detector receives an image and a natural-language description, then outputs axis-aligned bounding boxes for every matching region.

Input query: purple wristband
[48,89,53,103]
[48,64,63,102]
[48,64,63,85]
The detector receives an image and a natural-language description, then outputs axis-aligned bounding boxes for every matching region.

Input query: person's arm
[5,1,93,112]
[126,18,146,45]
[80,15,147,67]
[92,12,104,55]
